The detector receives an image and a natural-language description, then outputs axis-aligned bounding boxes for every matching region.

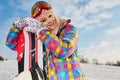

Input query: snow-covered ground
[80,63,120,80]
[0,60,120,80]
[0,60,18,80]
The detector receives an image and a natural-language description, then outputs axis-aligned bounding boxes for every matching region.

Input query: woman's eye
[41,19,46,22]
[49,15,52,18]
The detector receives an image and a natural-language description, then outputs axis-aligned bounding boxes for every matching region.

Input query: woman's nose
[47,19,52,25]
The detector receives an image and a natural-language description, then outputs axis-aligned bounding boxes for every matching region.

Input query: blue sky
[0,0,120,63]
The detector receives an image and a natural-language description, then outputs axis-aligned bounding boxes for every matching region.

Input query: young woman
[30,1,86,80]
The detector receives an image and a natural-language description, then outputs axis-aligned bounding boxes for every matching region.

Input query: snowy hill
[0,60,120,80]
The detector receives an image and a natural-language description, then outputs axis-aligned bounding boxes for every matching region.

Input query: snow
[0,60,120,80]
[0,61,18,80]
[81,63,120,80]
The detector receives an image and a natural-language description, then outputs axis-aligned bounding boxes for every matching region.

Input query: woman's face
[35,9,57,30]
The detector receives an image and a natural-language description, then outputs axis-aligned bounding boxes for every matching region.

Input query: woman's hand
[23,17,48,33]
[24,25,48,33]
[14,17,26,29]
[14,17,42,30]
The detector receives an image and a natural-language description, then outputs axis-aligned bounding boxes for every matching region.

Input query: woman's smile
[48,20,55,27]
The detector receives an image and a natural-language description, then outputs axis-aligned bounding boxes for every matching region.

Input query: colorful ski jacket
[6,19,86,80]
[39,20,86,80]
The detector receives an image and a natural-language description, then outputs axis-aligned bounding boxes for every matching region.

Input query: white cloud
[61,0,119,32]
[106,27,120,36]
[76,11,112,30]
[72,0,120,29]
[79,40,120,63]
[84,0,120,14]
[93,12,113,19]
[116,41,120,44]
[99,41,109,47]
[79,40,110,54]
[98,12,112,19]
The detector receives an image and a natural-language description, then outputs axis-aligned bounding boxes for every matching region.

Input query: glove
[25,25,48,40]
[24,17,42,29]
[14,17,26,29]
[24,23,47,34]
[24,26,39,33]
[22,17,48,33]
[14,17,42,30]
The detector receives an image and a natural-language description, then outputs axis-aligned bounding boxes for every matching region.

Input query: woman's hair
[31,1,52,18]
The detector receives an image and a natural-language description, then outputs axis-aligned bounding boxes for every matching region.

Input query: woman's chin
[48,26,55,30]
[48,28,53,31]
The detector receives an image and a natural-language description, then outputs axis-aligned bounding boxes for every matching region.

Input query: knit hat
[31,1,52,17]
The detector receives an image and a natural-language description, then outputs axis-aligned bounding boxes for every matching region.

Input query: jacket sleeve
[5,24,21,51]
[39,25,78,59]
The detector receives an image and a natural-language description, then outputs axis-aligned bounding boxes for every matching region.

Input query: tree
[0,56,4,61]
[79,55,89,63]
[116,60,120,66]
[92,58,99,65]
[105,61,112,66]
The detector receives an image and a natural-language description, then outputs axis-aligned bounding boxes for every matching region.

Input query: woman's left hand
[23,17,48,33]
[24,24,48,33]
[24,26,39,33]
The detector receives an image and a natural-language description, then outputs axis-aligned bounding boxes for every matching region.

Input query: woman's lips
[48,21,55,26]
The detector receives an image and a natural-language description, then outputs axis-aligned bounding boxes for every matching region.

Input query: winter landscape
[0,60,120,80]
[0,0,120,80]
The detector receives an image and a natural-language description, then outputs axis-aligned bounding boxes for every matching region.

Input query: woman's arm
[5,24,21,50]
[39,25,78,59]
